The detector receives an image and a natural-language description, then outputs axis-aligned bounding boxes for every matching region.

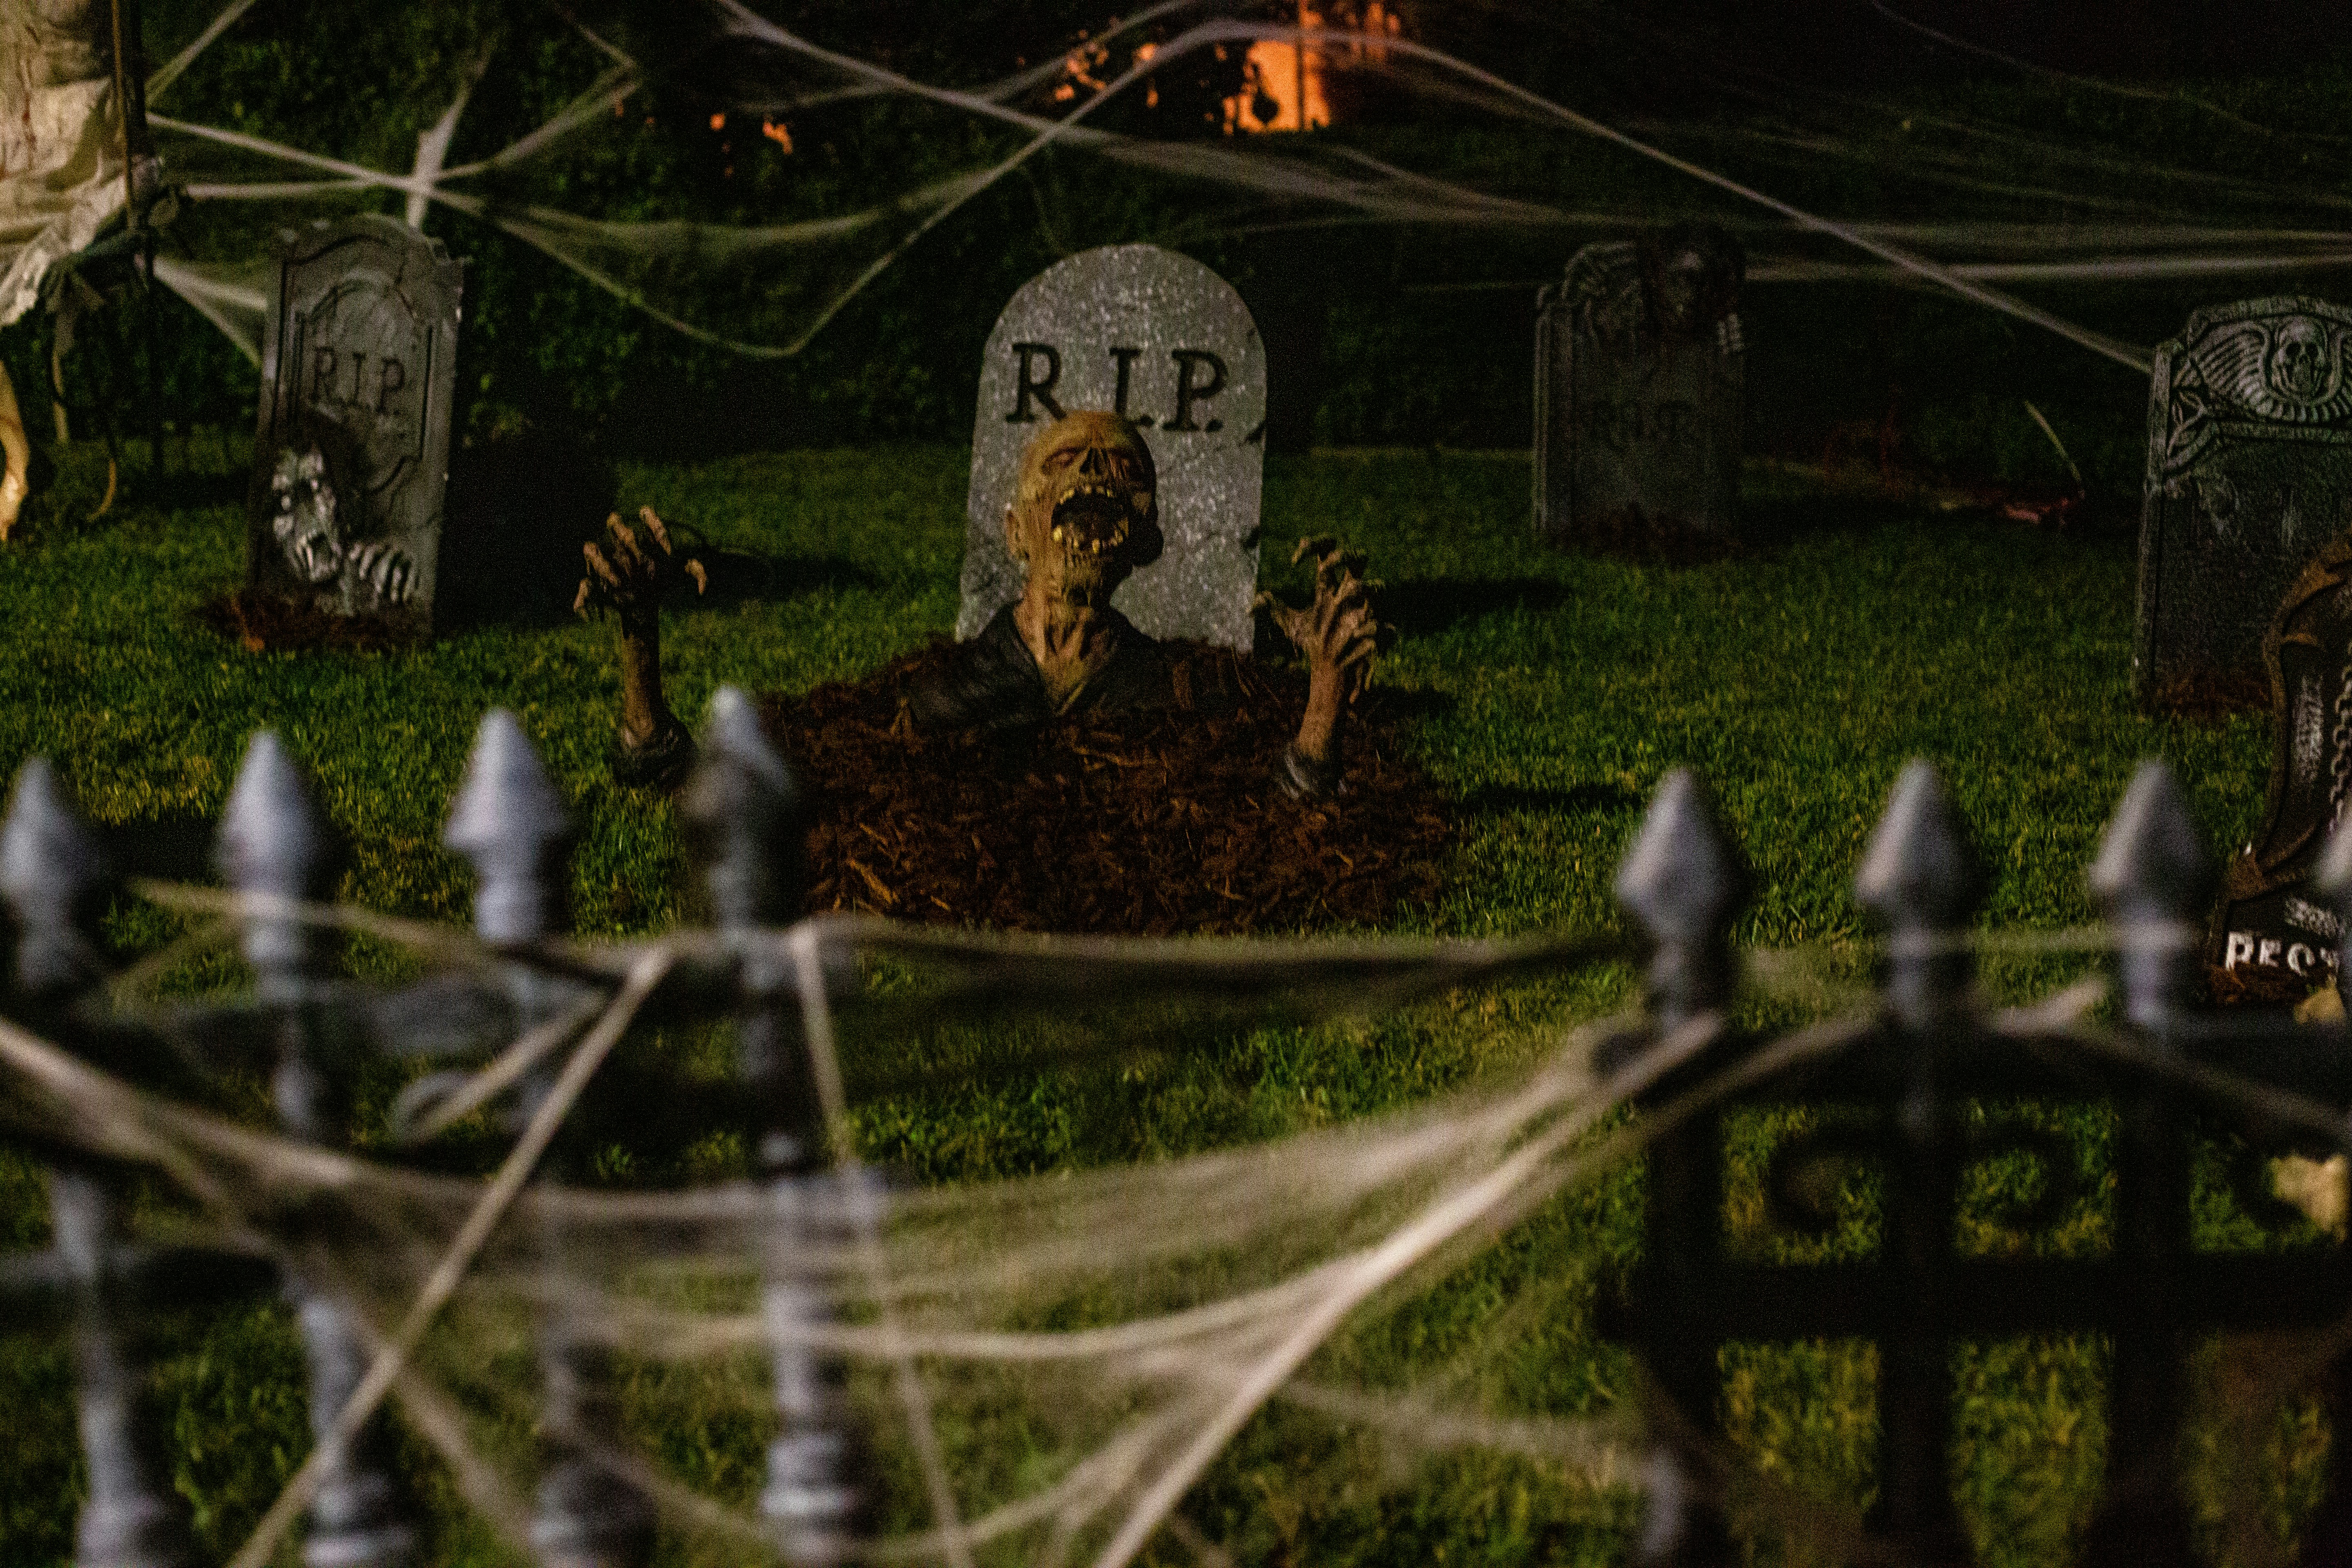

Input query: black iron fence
[4,702,2352,1567]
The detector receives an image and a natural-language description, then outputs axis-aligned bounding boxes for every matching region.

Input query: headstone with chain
[958,243,1266,651]
[246,215,463,632]
[2138,296,2352,706]
[2210,529,2352,996]
[1532,223,1745,549]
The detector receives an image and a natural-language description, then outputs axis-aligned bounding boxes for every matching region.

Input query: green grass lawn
[0,441,2302,1565]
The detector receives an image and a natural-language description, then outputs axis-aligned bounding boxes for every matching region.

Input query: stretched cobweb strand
[793,922,979,1568]
[0,1005,543,1537]
[221,945,677,1568]
[1080,1007,1741,1568]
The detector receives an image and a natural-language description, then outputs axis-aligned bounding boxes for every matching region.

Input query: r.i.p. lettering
[1165,348,1228,433]
[1005,343,1066,424]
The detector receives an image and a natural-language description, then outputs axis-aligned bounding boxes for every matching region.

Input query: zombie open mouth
[1049,486,1134,555]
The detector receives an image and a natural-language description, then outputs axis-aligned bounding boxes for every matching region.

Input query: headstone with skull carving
[1532,223,1745,548]
[2138,296,2352,706]
[959,244,1266,650]
[245,215,463,633]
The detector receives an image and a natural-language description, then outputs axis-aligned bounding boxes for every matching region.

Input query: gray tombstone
[247,215,463,633]
[958,244,1265,650]
[2209,528,2352,993]
[1533,225,1744,547]
[2138,296,2352,705]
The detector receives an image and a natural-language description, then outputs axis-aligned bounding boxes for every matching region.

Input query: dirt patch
[760,640,1454,935]
[1570,504,1746,566]
[193,588,419,655]
[2149,670,2269,724]
[2204,960,2318,1011]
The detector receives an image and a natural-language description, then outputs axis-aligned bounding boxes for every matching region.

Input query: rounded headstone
[958,244,1266,651]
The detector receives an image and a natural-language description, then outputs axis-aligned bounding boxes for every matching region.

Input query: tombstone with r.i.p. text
[246,214,463,633]
[1532,224,1745,549]
[959,243,1266,650]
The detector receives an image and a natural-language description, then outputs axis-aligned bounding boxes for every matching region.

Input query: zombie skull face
[2270,317,2333,403]
[1638,223,1743,341]
[267,444,414,608]
[272,447,343,584]
[1654,250,1713,337]
[1004,412,1162,611]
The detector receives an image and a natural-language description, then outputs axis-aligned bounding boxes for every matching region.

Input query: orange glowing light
[1227,6,1328,133]
[708,112,726,131]
[1134,38,1161,105]
[762,120,793,152]
[1223,3,1401,133]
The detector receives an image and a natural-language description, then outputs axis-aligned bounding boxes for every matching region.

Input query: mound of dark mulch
[759,641,1453,935]
[193,589,419,655]
[2205,960,2318,1011]
[2149,670,2269,724]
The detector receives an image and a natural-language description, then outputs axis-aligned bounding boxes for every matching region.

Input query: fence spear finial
[1856,760,1980,1027]
[1615,768,1746,1028]
[0,759,111,998]
[0,760,198,1568]
[443,710,571,945]
[682,686,801,933]
[221,730,420,1568]
[2089,760,2212,1032]
[219,731,329,990]
[2312,813,2352,1015]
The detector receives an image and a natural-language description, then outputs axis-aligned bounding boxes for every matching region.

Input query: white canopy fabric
[0,0,128,330]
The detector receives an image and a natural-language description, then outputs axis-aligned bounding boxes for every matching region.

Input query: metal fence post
[0,760,194,1568]
[2081,761,2205,1564]
[682,688,863,1565]
[1615,768,1745,1564]
[445,710,655,1568]
[1853,761,1975,1564]
[2295,824,2352,1564]
[219,733,418,1568]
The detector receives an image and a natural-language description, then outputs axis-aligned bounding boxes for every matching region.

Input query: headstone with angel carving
[2137,296,2352,707]
[1532,223,1746,550]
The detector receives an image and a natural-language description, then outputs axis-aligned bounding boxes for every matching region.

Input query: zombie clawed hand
[1257,534,1388,690]
[574,506,709,624]
[575,506,708,788]
[1257,535,1392,797]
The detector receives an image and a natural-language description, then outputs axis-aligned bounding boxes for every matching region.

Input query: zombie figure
[1561,221,1744,358]
[574,506,709,787]
[270,446,415,611]
[909,411,1385,796]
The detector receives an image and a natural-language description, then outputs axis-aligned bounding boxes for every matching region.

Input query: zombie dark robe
[904,605,1339,797]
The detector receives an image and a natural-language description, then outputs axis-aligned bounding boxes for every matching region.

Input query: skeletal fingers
[577,506,706,614]
[1267,536,1388,693]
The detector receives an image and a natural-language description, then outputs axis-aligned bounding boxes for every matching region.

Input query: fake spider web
[2,887,2346,1568]
[27,0,2352,383]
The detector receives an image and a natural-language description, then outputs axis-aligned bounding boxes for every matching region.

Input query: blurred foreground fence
[5,696,2352,1567]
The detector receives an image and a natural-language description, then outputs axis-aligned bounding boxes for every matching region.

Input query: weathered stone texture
[2138,295,2352,703]
[960,244,1265,650]
[1533,225,1744,546]
[247,215,462,631]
